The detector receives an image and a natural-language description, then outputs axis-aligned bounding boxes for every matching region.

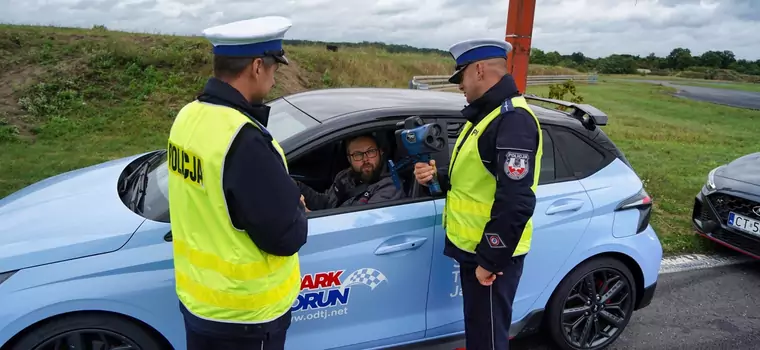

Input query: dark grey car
[692,152,760,258]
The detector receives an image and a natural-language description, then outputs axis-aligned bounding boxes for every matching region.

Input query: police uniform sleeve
[223,124,308,257]
[475,108,539,273]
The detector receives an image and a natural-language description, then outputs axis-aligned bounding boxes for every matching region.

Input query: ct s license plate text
[728,212,760,236]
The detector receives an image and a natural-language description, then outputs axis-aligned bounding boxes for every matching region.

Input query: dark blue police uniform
[437,73,539,349]
[178,76,308,350]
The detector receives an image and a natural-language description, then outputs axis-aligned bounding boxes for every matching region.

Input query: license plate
[728,212,760,237]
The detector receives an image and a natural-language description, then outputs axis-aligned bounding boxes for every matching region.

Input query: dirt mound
[0,66,46,140]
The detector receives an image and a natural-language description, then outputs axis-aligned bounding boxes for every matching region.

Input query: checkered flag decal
[339,268,388,292]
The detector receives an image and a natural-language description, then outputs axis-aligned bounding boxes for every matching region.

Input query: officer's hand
[476,265,503,286]
[413,160,437,186]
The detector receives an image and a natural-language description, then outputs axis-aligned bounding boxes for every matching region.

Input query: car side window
[539,129,555,183]
[288,122,438,219]
[551,127,607,179]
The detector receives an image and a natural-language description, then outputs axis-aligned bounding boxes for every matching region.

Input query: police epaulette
[500,98,515,114]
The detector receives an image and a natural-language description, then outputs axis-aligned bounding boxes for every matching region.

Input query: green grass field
[2,24,759,256]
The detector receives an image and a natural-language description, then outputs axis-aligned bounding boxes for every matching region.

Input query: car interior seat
[374,129,406,193]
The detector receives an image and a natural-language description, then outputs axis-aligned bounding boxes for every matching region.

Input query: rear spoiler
[523,94,608,130]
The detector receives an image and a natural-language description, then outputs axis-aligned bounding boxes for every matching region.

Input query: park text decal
[291,268,388,322]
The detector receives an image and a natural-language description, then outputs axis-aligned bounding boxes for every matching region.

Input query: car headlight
[704,166,722,194]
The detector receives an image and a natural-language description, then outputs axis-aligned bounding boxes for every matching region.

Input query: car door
[285,199,437,350]
[424,125,595,337]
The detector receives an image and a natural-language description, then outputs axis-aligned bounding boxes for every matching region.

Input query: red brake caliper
[597,280,611,304]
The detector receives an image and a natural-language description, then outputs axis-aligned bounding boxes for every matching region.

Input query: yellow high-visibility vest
[166,100,300,324]
[443,95,542,256]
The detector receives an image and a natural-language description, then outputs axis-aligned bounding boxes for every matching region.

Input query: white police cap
[447,39,512,84]
[202,16,292,64]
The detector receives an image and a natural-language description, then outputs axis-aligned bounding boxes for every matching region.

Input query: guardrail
[409,74,598,91]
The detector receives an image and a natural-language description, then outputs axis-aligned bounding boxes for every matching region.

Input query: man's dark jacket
[298,163,405,210]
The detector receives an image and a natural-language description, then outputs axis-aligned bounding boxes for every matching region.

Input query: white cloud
[1,0,758,59]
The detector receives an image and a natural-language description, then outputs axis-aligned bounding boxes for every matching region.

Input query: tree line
[529,47,760,77]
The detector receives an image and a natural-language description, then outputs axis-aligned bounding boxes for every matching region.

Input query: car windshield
[127,98,317,222]
[264,97,318,141]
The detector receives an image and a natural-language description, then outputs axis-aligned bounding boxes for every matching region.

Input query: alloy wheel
[32,329,141,350]
[561,268,633,349]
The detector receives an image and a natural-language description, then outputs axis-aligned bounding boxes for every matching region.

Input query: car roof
[282,87,585,129]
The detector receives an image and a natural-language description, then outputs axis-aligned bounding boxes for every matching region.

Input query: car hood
[0,154,148,272]
[716,152,760,186]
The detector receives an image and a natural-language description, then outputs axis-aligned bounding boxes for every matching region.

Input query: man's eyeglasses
[348,148,379,161]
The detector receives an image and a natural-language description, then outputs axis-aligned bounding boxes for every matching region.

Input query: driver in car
[297,133,405,210]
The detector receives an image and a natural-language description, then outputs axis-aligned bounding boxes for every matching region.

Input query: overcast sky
[1,0,758,60]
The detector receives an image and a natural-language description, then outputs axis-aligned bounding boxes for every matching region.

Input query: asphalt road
[626,79,760,110]
[412,260,760,350]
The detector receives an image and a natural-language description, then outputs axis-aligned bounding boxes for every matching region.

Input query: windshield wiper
[126,151,165,213]
[129,161,150,213]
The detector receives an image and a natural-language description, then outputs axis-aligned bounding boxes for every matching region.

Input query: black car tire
[545,257,637,350]
[10,312,167,350]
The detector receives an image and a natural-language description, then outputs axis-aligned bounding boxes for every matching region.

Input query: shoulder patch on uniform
[500,98,515,114]
[504,151,530,180]
[485,233,507,248]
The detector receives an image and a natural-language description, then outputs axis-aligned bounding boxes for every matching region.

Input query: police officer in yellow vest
[414,39,542,350]
[166,16,307,350]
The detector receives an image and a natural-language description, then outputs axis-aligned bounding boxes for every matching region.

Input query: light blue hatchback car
[0,88,662,350]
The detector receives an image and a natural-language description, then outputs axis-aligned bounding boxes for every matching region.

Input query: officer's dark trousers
[184,318,287,350]
[460,255,525,350]
[180,302,290,350]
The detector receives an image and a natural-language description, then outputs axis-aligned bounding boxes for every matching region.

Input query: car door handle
[546,199,585,215]
[374,236,428,255]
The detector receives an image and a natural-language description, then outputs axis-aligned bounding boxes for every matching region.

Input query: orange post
[505,0,537,94]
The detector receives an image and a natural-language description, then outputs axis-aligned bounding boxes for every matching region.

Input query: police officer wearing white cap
[413,39,543,349]
[166,16,306,350]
